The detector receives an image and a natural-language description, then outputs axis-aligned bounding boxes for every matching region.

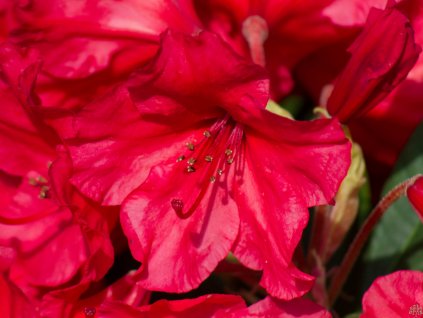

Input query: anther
[187,158,196,166]
[39,186,50,199]
[176,155,185,162]
[227,157,234,164]
[186,142,195,151]
[210,176,216,183]
[203,130,211,138]
[225,149,233,156]
[37,176,48,183]
[217,169,224,176]
[186,166,196,173]
[205,155,213,162]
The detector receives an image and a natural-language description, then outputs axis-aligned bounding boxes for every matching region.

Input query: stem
[327,175,419,306]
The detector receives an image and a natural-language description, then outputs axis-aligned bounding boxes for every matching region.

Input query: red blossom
[194,0,352,98]
[327,5,421,122]
[65,30,351,299]
[3,0,201,112]
[0,44,118,305]
[361,270,423,318]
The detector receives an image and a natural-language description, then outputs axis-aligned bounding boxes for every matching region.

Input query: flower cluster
[0,1,422,317]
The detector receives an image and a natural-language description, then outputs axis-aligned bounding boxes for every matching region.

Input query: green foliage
[360,122,423,293]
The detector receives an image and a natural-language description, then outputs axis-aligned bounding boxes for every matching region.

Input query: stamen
[28,174,50,200]
[186,166,196,173]
[176,155,185,162]
[225,149,233,156]
[28,177,38,186]
[186,142,195,151]
[171,116,244,219]
[39,185,50,199]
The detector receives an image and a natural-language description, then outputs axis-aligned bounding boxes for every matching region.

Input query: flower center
[242,15,269,66]
[171,115,243,219]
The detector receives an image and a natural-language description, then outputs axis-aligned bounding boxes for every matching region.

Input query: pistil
[242,15,269,66]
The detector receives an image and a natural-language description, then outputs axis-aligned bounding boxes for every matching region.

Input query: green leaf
[360,122,423,293]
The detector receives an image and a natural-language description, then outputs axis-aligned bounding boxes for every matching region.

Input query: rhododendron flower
[0,45,117,304]
[194,0,353,98]
[407,176,423,221]
[361,270,423,318]
[327,5,421,122]
[349,0,423,194]
[99,294,331,318]
[65,30,351,299]
[3,0,200,111]
[0,151,117,301]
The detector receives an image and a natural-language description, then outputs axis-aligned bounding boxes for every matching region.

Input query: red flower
[194,0,351,98]
[3,0,200,111]
[407,176,423,221]
[349,1,423,194]
[361,270,423,318]
[327,6,421,123]
[66,30,351,299]
[0,156,117,301]
[0,44,117,303]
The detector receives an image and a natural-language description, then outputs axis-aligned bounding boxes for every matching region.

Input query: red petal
[234,297,332,317]
[323,0,387,26]
[128,30,268,117]
[327,6,421,122]
[10,0,200,80]
[233,111,351,299]
[0,275,36,318]
[407,176,423,221]
[121,162,240,292]
[0,44,56,176]
[361,270,423,318]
